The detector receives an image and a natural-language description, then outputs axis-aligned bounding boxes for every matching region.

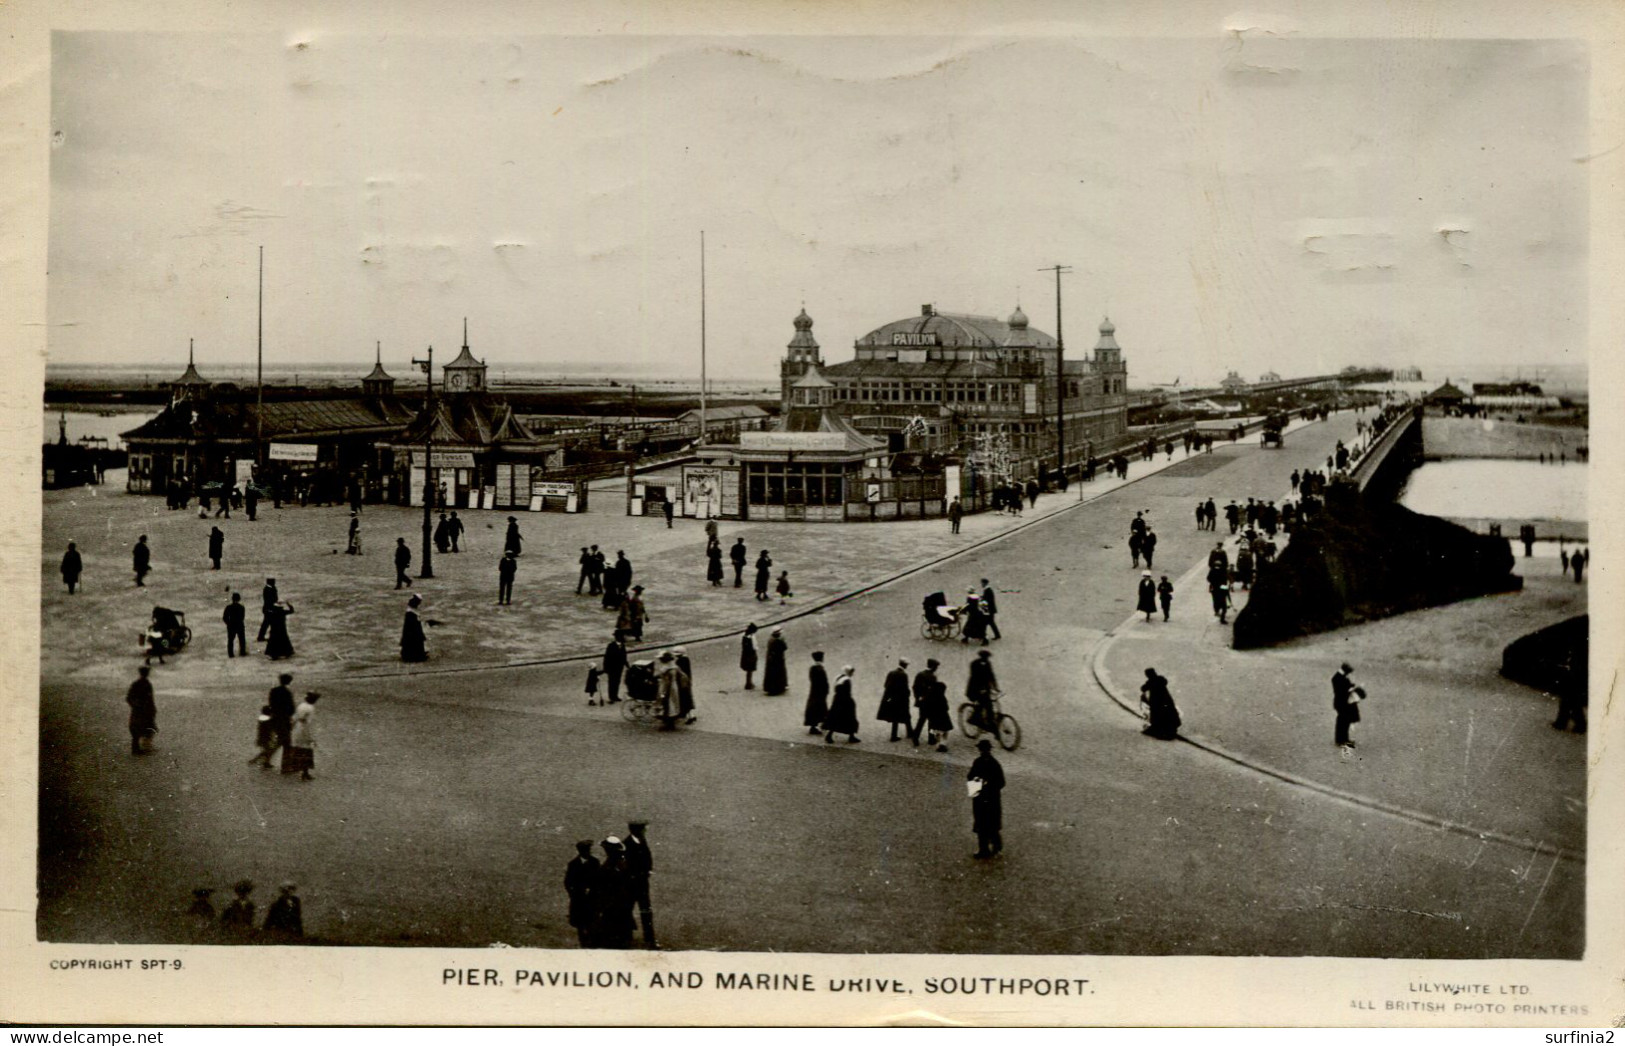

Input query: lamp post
[412,345,435,579]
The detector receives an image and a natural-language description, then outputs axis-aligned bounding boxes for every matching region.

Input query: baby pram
[143,606,191,662]
[920,591,962,641]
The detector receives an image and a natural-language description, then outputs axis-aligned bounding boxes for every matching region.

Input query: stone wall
[1232,488,1522,649]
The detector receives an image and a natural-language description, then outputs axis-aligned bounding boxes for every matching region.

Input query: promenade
[36,409,1586,957]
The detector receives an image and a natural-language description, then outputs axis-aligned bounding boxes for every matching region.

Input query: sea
[1397,460,1587,524]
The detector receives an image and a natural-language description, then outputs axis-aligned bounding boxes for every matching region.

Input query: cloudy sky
[47,31,1588,385]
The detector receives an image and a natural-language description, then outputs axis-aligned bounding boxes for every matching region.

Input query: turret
[780,307,823,410]
[442,318,487,395]
[362,341,396,399]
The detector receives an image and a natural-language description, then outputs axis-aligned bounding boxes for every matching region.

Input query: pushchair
[144,607,191,663]
[920,591,962,641]
[618,659,662,723]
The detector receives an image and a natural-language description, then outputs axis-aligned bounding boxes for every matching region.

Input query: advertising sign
[268,442,319,462]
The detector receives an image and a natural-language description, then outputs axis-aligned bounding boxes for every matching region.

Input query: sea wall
[1232,487,1521,649]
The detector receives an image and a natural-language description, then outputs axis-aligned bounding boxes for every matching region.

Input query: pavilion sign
[739,431,849,451]
[268,442,319,462]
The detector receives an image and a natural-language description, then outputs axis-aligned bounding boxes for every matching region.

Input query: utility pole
[1038,263,1072,481]
[699,230,707,446]
[412,345,436,579]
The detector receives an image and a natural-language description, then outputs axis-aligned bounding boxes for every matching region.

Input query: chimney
[921,304,934,316]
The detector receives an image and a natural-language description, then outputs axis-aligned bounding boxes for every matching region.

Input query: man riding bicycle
[965,649,999,731]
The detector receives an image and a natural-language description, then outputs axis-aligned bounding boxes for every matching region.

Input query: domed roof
[791,365,835,389]
[1099,316,1116,335]
[1008,305,1029,330]
[793,308,814,332]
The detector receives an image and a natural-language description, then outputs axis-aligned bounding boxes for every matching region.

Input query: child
[776,570,793,605]
[248,704,277,768]
[585,663,602,706]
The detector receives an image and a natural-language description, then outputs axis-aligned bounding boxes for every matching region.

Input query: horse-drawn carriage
[1260,413,1288,448]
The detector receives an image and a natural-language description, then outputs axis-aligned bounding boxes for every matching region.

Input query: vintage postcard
[2,0,1620,1028]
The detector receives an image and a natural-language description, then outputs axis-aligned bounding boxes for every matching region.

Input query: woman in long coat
[823,666,860,744]
[959,593,988,645]
[753,551,773,602]
[739,623,759,690]
[673,648,696,722]
[705,543,724,587]
[920,675,954,751]
[1136,572,1157,622]
[802,652,829,735]
[264,601,295,660]
[761,627,789,695]
[876,660,913,742]
[1139,668,1181,740]
[400,595,428,662]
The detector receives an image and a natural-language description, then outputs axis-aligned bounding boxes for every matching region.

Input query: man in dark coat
[907,658,939,746]
[979,578,1001,640]
[576,547,593,594]
[208,525,225,570]
[448,511,465,552]
[968,739,1005,858]
[132,535,151,587]
[1207,542,1230,576]
[434,512,451,554]
[592,839,636,949]
[1156,576,1174,622]
[223,592,248,657]
[244,484,259,521]
[948,497,963,534]
[1332,662,1361,748]
[497,551,517,605]
[965,649,999,730]
[60,541,82,593]
[251,672,296,769]
[1141,527,1157,569]
[588,545,605,594]
[877,659,912,741]
[729,538,748,588]
[761,626,789,695]
[753,551,773,601]
[564,840,599,947]
[623,821,656,949]
[263,883,303,939]
[126,666,157,756]
[1128,529,1144,568]
[803,651,829,735]
[257,578,278,642]
[603,631,628,704]
[504,517,523,556]
[662,499,674,528]
[394,538,413,589]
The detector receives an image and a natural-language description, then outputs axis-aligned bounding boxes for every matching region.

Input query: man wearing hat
[1331,662,1362,749]
[503,516,523,557]
[623,820,656,949]
[908,658,941,747]
[252,673,297,767]
[603,630,628,703]
[1136,571,1158,623]
[965,649,999,732]
[257,578,279,641]
[263,882,303,938]
[564,840,599,947]
[593,837,635,949]
[968,738,1006,859]
[497,550,518,606]
[878,658,913,742]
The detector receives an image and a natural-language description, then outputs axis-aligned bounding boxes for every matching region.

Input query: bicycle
[958,691,1021,751]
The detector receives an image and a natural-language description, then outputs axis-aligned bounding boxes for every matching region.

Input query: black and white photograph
[3,0,1621,1029]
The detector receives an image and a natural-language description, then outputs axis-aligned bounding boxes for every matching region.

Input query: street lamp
[412,345,436,580]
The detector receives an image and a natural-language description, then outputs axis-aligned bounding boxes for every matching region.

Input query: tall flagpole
[256,246,264,465]
[699,231,708,446]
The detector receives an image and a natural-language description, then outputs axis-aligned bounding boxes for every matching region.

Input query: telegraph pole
[1038,263,1072,481]
[255,246,264,467]
[412,345,436,579]
[699,230,708,446]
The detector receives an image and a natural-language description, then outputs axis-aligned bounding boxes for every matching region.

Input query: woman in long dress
[920,676,954,752]
[802,652,829,735]
[705,544,724,587]
[739,623,759,690]
[400,595,428,662]
[1139,668,1181,740]
[823,666,860,744]
[1136,572,1157,622]
[281,692,320,780]
[761,627,789,695]
[264,602,295,660]
[959,593,987,645]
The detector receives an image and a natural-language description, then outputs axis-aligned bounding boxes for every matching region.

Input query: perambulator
[920,591,962,640]
[144,606,191,663]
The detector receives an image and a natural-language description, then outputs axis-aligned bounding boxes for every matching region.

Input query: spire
[463,317,469,350]
[188,338,194,367]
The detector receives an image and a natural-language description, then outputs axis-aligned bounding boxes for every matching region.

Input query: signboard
[534,481,574,498]
[891,332,941,347]
[944,464,962,499]
[865,482,882,503]
[235,459,256,490]
[1023,382,1039,415]
[411,450,476,469]
[269,442,319,462]
[740,431,849,451]
[684,467,722,518]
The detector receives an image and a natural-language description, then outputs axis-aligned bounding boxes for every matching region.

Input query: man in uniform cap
[623,820,656,949]
[968,738,1006,859]
[593,837,635,949]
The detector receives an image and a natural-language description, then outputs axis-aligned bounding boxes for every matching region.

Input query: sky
[46,31,1589,386]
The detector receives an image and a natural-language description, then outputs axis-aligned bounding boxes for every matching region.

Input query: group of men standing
[564,821,656,949]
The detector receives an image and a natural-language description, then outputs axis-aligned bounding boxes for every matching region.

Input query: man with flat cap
[878,658,913,742]
[563,840,599,947]
[623,820,656,949]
